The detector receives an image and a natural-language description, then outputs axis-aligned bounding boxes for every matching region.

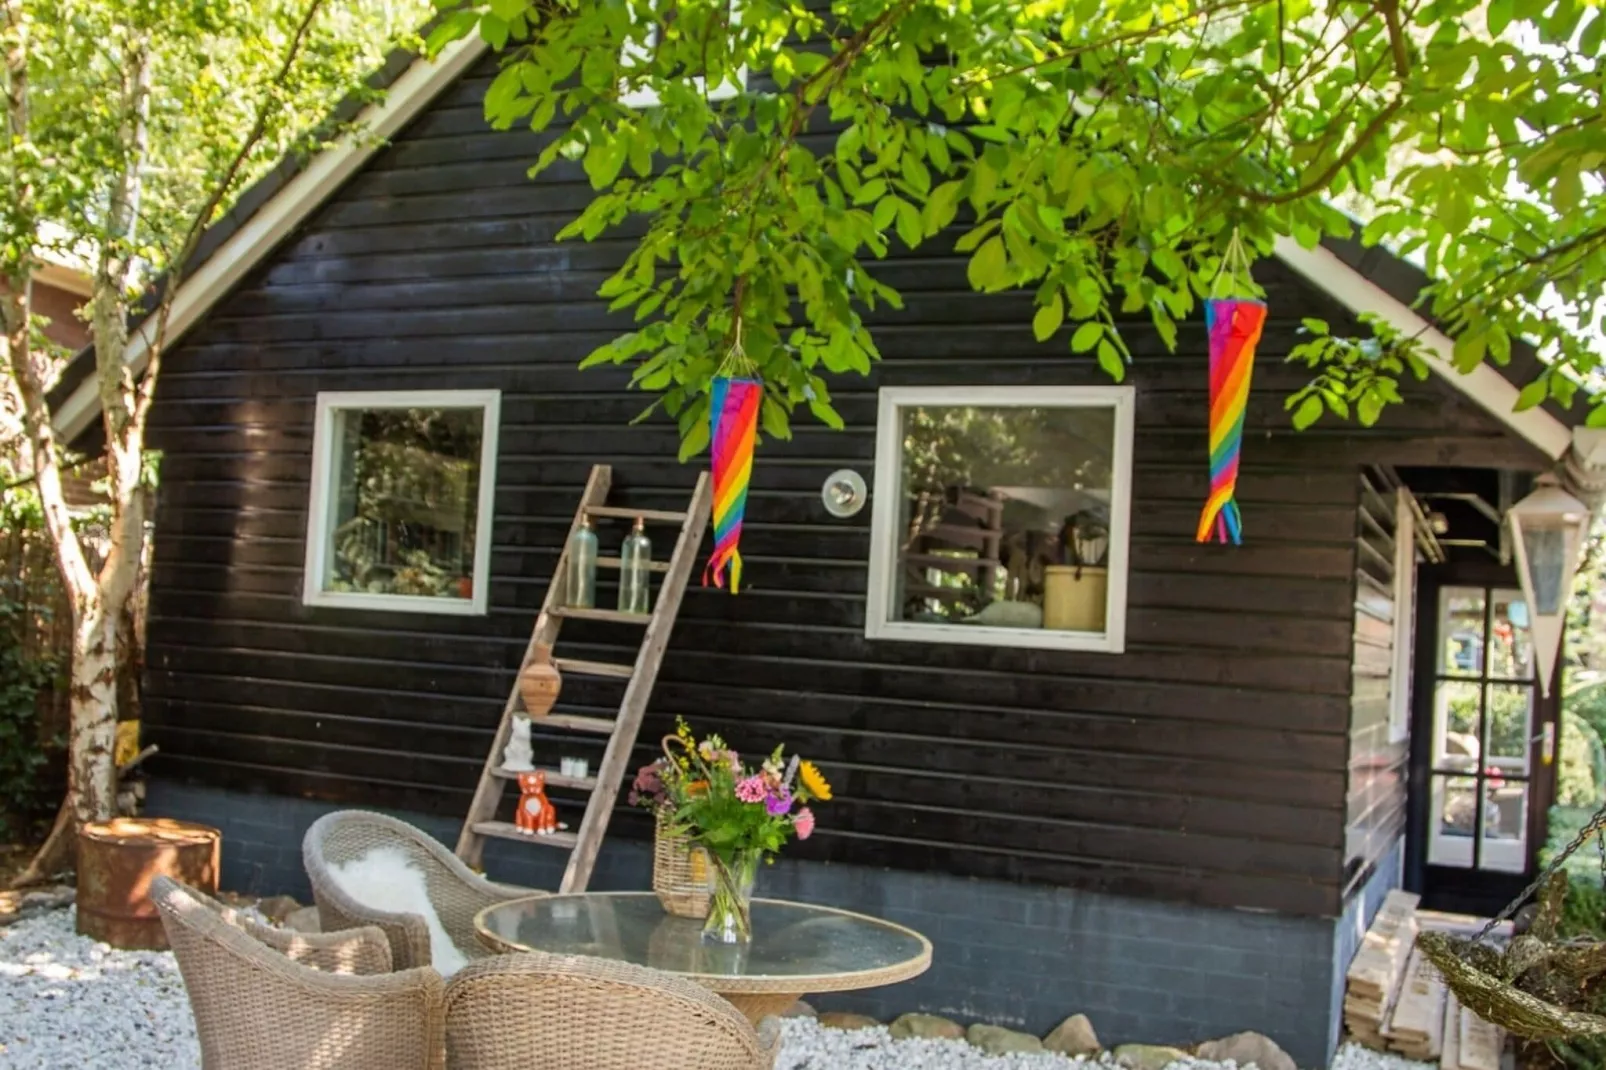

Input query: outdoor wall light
[1507,472,1590,697]
[821,469,867,518]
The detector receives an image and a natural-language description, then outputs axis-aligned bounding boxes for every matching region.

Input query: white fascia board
[54,35,489,443]
[1273,236,1572,461]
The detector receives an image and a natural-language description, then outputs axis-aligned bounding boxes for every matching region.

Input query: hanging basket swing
[1415,802,1606,1041]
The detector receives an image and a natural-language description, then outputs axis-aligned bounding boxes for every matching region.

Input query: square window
[865,386,1135,653]
[303,391,500,615]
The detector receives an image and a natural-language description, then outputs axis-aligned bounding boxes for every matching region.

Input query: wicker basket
[653,813,710,919]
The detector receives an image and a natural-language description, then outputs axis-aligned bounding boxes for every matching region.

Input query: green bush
[0,584,61,840]
[1558,712,1606,808]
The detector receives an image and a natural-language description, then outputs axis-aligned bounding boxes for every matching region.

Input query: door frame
[1404,556,1560,914]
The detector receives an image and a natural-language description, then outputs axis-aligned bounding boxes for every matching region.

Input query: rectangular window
[303,390,500,615]
[1426,585,1535,873]
[1389,489,1417,743]
[865,385,1135,653]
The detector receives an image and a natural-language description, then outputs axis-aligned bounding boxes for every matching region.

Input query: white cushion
[326,845,469,977]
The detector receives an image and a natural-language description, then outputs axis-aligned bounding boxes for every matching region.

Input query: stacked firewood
[1343,890,1420,1047]
[1342,891,1509,1069]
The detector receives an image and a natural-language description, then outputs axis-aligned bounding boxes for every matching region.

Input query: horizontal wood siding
[140,58,1538,918]
[1345,470,1410,895]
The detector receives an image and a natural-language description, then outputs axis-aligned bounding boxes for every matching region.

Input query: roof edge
[52,34,489,445]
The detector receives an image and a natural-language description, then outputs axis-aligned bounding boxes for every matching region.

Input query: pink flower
[794,807,815,840]
[735,776,767,803]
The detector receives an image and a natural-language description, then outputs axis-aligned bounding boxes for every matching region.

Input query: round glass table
[474,892,932,1023]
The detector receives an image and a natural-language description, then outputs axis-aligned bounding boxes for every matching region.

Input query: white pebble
[1,907,1437,1070]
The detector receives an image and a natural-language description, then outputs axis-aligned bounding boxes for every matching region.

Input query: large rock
[890,1013,965,1040]
[282,906,322,934]
[1043,1013,1101,1056]
[1194,1031,1296,1070]
[1114,1043,1192,1070]
[967,1024,1044,1054]
[818,1012,880,1032]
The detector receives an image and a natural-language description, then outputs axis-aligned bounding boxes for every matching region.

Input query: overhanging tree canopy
[428,0,1606,456]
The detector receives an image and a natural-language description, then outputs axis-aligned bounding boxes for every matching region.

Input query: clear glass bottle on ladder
[618,516,653,614]
[566,516,598,608]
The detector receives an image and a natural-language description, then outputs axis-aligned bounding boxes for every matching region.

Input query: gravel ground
[2,906,1436,1070]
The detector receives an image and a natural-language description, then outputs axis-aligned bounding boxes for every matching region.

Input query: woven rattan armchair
[303,810,538,971]
[150,875,446,1070]
[443,953,781,1070]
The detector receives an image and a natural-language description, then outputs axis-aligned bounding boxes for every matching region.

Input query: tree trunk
[67,596,120,826]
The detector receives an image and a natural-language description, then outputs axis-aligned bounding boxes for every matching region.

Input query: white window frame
[303,389,500,616]
[1389,488,1417,743]
[864,385,1136,654]
[618,8,747,109]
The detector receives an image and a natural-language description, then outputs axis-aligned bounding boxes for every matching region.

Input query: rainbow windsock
[704,377,762,592]
[1196,298,1267,545]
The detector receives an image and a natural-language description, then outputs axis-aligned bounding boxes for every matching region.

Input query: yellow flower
[798,761,832,802]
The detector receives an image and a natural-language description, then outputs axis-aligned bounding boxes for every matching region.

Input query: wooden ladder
[454,464,712,892]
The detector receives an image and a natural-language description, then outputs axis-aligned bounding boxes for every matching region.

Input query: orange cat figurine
[515,771,560,836]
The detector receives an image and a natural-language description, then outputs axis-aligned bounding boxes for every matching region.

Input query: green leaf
[1291,395,1324,430]
[922,181,963,235]
[1033,294,1065,342]
[1487,0,1515,35]
[760,396,792,440]
[677,418,711,462]
[966,236,1008,291]
[1070,321,1102,353]
[895,199,923,249]
[1096,340,1126,381]
[1515,378,1549,411]
[1451,331,1487,373]
[1300,318,1330,336]
[809,397,846,430]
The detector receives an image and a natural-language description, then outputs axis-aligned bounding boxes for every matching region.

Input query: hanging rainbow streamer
[704,377,762,592]
[1196,298,1267,545]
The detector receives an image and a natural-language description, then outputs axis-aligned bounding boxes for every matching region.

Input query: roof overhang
[51,38,1579,466]
[1273,237,1572,461]
[53,34,489,445]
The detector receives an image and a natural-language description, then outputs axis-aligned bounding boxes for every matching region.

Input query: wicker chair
[443,952,781,1070]
[303,810,539,971]
[149,875,446,1070]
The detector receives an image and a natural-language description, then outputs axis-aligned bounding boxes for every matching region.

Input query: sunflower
[798,761,832,802]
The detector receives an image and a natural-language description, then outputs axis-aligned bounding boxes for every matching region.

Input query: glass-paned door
[1426,586,1536,873]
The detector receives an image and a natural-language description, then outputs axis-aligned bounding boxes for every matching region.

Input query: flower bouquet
[644,719,830,943]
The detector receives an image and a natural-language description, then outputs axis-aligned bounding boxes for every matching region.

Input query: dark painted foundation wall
[150,779,1354,1067]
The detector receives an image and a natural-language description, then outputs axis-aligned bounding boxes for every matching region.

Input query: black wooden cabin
[50,40,1591,1067]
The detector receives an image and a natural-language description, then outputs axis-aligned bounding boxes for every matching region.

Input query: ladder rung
[537,713,618,734]
[472,821,579,849]
[596,556,671,573]
[584,506,687,522]
[492,766,598,791]
[554,658,635,679]
[551,607,652,625]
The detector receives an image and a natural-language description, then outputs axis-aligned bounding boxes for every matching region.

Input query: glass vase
[702,848,761,944]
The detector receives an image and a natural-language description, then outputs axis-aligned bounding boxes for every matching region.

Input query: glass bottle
[566,516,598,608]
[618,516,653,614]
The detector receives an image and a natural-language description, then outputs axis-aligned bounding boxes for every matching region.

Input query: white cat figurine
[501,715,535,772]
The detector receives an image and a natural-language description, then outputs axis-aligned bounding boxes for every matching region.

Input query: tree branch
[131,0,332,433]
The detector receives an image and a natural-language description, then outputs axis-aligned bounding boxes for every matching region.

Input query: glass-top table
[474,892,932,1023]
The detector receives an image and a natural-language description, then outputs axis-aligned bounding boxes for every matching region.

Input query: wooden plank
[454,464,612,868]
[560,471,712,893]
[1456,1007,1502,1070]
[551,607,652,625]
[1439,996,1462,1070]
[553,658,635,679]
[490,766,597,791]
[538,714,617,735]
[584,505,687,522]
[471,821,580,849]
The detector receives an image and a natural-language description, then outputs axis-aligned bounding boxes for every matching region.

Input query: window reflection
[893,405,1115,634]
[324,407,484,601]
